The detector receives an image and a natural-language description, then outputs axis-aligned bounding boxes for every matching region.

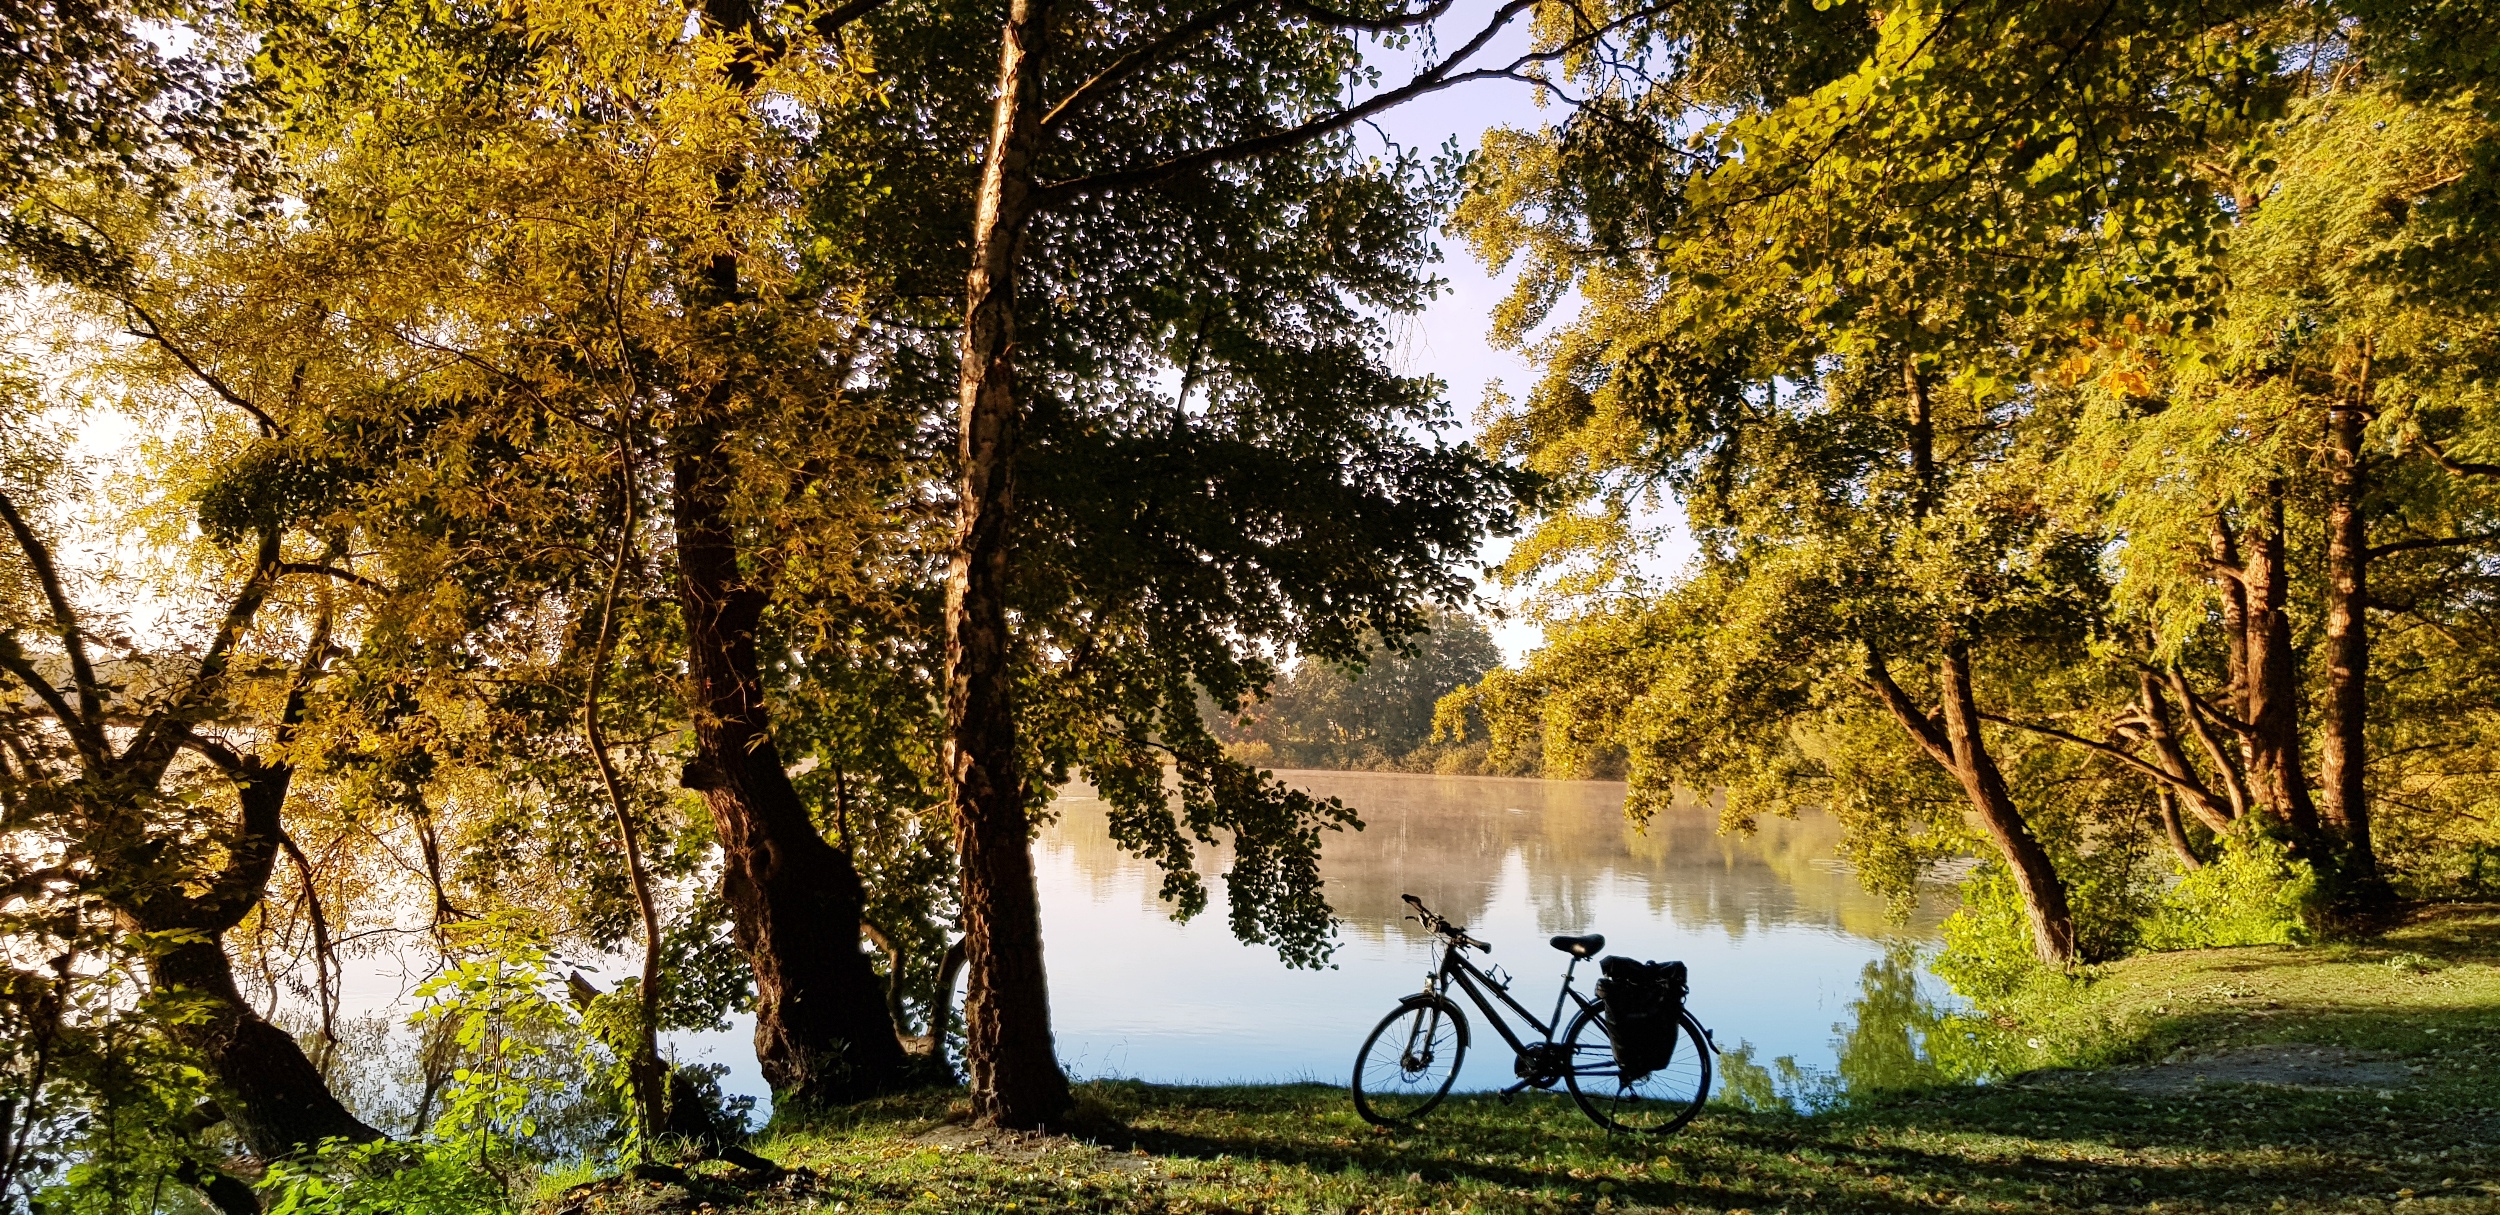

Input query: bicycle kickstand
[1497,1078,1537,1104]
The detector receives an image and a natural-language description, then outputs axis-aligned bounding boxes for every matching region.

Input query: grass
[548,905,2500,1214]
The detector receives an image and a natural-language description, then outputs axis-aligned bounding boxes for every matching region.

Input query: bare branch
[0,640,100,766]
[125,528,283,773]
[278,563,385,593]
[177,728,248,774]
[1041,0,1267,131]
[2413,433,2500,479]
[1977,711,2217,803]
[122,300,283,437]
[1858,655,1955,769]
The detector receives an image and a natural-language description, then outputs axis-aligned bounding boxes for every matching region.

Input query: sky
[1347,22,1703,665]
[1353,30,1565,665]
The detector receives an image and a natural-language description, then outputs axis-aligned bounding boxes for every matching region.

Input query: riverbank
[546,905,2500,1214]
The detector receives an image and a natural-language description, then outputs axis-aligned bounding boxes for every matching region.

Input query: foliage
[1932,868,2066,1005]
[259,1139,512,1215]
[653,903,2500,1215]
[259,915,596,1214]
[2140,835,2321,951]
[1215,607,1505,773]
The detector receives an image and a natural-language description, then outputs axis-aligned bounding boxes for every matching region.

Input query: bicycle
[1350,893,1713,1134]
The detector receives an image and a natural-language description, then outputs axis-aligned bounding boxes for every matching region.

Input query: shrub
[1931,866,2048,1004]
[2139,834,2318,951]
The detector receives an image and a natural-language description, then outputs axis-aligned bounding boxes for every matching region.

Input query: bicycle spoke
[1352,1001,1466,1126]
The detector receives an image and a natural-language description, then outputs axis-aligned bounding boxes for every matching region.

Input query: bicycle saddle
[1548,933,1606,958]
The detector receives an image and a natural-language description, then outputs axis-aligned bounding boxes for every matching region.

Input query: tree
[922,0,1672,1127]
[0,363,382,1167]
[1217,607,1503,770]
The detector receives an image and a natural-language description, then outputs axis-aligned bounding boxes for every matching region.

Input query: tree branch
[1976,711,2218,802]
[2366,533,2500,560]
[0,639,101,766]
[126,528,283,776]
[2413,433,2500,479]
[278,562,384,592]
[122,300,283,437]
[1037,0,1674,202]
[0,490,103,735]
[1041,0,1267,130]
[1857,655,1955,769]
[806,0,895,37]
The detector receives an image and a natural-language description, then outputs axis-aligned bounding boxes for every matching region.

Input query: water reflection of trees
[1716,946,2018,1112]
[1041,771,1942,943]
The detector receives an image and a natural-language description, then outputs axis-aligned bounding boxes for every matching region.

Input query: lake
[671,769,1965,1108]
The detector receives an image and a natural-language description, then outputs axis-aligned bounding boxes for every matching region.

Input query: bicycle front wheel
[1562,1002,1711,1134]
[1351,996,1468,1126]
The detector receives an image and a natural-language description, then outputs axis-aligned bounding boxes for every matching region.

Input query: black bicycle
[1350,894,1713,1134]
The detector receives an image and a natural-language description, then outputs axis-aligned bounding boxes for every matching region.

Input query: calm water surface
[1033,770,1957,1091]
[325,770,1963,1120]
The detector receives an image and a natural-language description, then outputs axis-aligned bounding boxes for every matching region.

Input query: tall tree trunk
[673,427,909,1105]
[2211,517,2250,717]
[2321,398,2388,899]
[2241,491,2323,846]
[943,0,1071,1130]
[149,936,380,1158]
[1936,643,2078,966]
[676,0,908,1106]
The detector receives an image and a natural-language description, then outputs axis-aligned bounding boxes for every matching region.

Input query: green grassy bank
[547,906,2500,1215]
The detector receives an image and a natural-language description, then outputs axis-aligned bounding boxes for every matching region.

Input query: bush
[260,1140,511,1215]
[1931,866,2050,1004]
[2139,834,2318,951]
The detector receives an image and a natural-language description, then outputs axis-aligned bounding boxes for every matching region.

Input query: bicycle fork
[1401,998,1446,1071]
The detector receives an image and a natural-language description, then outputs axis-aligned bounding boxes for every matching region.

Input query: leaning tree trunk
[2241,492,2324,848]
[1867,647,2077,967]
[120,751,381,1161]
[674,0,910,1107]
[2321,400,2388,900]
[1937,642,2078,966]
[673,422,910,1105]
[148,935,382,1157]
[942,0,1072,1131]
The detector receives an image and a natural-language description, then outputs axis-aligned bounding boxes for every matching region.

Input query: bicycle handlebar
[1400,893,1490,952]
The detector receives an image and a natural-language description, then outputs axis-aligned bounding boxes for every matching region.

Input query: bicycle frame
[1424,939,1594,1060]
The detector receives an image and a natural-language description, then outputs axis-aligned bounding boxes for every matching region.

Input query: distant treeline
[1207,609,1626,778]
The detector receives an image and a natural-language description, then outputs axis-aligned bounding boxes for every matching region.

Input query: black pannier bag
[1594,957,1688,1077]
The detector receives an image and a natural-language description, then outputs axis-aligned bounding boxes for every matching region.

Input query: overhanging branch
[1036,0,1676,203]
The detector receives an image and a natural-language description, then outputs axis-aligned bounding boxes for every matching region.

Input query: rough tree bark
[2321,388,2388,899]
[1868,648,2078,966]
[657,0,913,1106]
[943,0,1072,1130]
[1873,361,2074,964]
[673,425,910,1104]
[2239,491,2323,847]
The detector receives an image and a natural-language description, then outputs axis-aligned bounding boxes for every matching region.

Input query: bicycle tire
[1351,996,1469,1126]
[1561,1001,1711,1134]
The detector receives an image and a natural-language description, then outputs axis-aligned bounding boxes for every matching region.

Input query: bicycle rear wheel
[1351,996,1468,1126]
[1562,1002,1711,1134]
